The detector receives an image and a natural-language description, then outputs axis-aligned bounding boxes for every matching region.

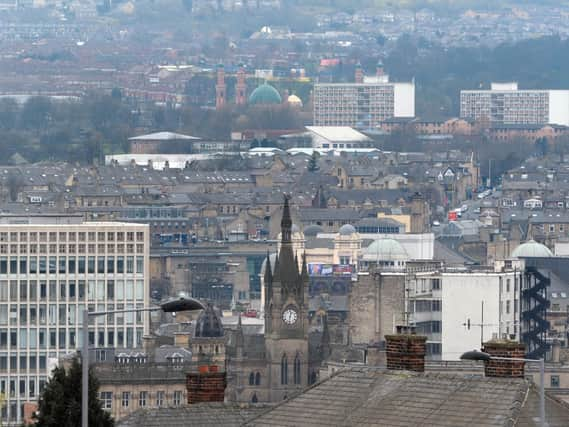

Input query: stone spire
[264,251,273,304]
[320,314,331,361]
[235,313,244,359]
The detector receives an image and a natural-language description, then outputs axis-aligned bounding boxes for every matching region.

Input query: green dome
[249,83,282,105]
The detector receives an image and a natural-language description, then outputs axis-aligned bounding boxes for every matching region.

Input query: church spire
[264,251,273,304]
[281,194,292,243]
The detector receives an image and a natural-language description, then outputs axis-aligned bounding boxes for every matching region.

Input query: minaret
[235,63,247,106]
[355,61,364,84]
[215,63,226,110]
[376,59,384,77]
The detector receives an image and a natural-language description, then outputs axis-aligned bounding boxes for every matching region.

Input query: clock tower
[264,195,309,401]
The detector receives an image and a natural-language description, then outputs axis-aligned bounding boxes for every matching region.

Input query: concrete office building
[407,265,522,361]
[460,82,569,126]
[313,81,415,129]
[0,222,149,425]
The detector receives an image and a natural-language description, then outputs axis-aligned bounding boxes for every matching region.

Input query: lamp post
[460,350,545,427]
[81,297,205,427]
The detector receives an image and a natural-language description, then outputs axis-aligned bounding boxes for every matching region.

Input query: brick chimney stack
[385,325,427,372]
[186,366,227,404]
[482,340,526,378]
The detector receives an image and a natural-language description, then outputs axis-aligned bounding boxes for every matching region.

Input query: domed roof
[304,224,323,237]
[194,304,224,338]
[249,83,282,105]
[287,94,303,107]
[363,238,408,261]
[339,224,356,236]
[511,240,553,258]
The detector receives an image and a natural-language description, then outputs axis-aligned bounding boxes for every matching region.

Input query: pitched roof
[117,403,267,427]
[245,368,546,427]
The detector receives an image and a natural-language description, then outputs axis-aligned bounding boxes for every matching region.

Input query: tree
[35,357,114,427]
[307,151,319,172]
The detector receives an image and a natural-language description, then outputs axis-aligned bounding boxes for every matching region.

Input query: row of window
[100,390,183,409]
[0,256,144,275]
[0,243,144,255]
[0,279,145,303]
[0,327,144,350]
[0,376,46,400]
[0,231,144,243]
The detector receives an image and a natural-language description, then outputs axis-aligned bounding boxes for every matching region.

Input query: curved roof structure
[194,304,224,338]
[339,224,357,236]
[249,83,282,105]
[304,225,324,237]
[511,240,553,258]
[362,238,408,261]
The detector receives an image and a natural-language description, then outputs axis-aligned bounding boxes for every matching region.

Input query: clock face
[282,308,298,325]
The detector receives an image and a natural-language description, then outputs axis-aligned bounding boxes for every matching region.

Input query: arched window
[294,354,301,385]
[310,370,317,385]
[255,372,261,386]
[249,372,255,386]
[251,393,258,403]
[281,354,288,385]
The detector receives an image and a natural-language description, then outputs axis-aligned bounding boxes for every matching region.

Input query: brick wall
[385,334,427,372]
[483,341,526,378]
[186,371,227,404]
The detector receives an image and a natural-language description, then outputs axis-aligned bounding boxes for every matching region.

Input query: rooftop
[128,132,200,141]
[305,126,372,143]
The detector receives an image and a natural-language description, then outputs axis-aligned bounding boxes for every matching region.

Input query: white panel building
[0,222,149,425]
[460,82,569,126]
[313,81,415,129]
[408,267,521,360]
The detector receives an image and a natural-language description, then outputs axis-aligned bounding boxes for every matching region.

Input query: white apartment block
[0,222,149,425]
[460,82,569,126]
[313,82,415,129]
[408,268,521,361]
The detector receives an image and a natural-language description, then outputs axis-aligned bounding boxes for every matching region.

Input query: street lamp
[460,350,545,427]
[81,297,205,427]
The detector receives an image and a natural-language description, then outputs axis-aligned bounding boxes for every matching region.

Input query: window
[426,343,441,355]
[506,300,511,314]
[294,354,301,385]
[281,355,288,385]
[249,372,255,386]
[551,375,560,388]
[100,391,112,409]
[121,391,130,408]
[255,372,261,386]
[431,321,441,333]
[139,391,147,407]
[506,279,510,293]
[431,279,441,290]
[432,300,441,311]
[173,390,182,406]
[156,390,164,407]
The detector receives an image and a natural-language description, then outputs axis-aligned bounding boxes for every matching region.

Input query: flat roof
[128,131,200,141]
[306,126,372,142]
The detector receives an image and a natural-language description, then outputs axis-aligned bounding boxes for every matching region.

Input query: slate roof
[117,403,267,427]
[245,368,568,427]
